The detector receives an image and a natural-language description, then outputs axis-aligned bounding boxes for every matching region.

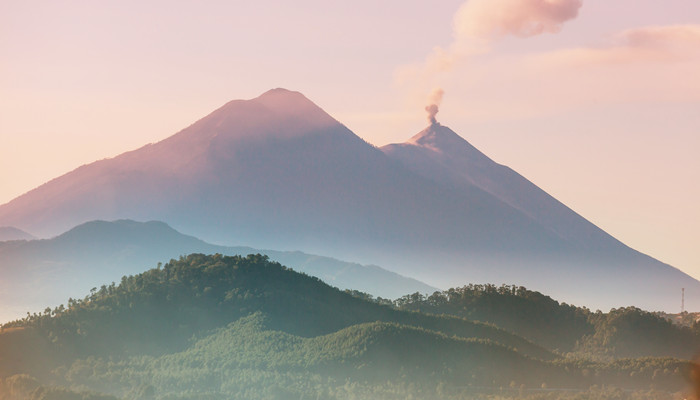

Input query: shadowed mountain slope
[381,124,700,311]
[382,124,616,250]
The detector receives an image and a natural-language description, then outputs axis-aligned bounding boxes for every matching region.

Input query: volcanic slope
[0,89,696,310]
[381,124,700,310]
[0,89,568,261]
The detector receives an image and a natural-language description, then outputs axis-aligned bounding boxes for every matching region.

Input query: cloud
[453,23,700,122]
[527,24,700,68]
[454,0,583,40]
[431,0,582,71]
[397,3,699,128]
[616,25,700,48]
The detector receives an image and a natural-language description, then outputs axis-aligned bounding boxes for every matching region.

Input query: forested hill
[0,254,692,399]
[0,219,437,324]
[0,254,549,375]
[392,284,700,359]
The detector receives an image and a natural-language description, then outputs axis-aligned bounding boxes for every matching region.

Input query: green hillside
[393,284,700,359]
[0,254,693,399]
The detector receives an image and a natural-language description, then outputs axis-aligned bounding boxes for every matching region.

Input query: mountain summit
[0,89,697,310]
[163,88,339,144]
[0,89,363,239]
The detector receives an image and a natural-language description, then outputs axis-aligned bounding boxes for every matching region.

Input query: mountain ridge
[0,219,437,323]
[0,89,568,254]
[0,226,35,241]
[0,88,696,311]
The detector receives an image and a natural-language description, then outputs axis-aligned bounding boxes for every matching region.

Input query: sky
[1,0,699,280]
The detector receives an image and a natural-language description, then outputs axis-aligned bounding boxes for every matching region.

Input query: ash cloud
[425,89,444,125]
[397,0,583,126]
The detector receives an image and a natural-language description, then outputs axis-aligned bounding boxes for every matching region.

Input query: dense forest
[388,285,592,352]
[387,284,700,359]
[0,254,697,399]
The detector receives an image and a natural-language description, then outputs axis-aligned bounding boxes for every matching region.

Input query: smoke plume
[425,88,444,125]
[398,0,583,124]
[397,0,583,82]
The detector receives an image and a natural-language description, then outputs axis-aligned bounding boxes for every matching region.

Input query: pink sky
[1,0,699,281]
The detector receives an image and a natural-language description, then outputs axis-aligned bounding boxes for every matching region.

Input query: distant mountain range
[0,226,34,241]
[0,219,436,323]
[0,88,695,311]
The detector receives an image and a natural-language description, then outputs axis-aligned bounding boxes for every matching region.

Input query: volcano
[0,89,696,311]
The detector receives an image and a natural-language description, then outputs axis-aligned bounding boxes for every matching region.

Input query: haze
[1,0,699,280]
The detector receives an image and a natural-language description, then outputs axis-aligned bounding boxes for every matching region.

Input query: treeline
[0,255,697,399]
[354,284,700,359]
[1,255,550,371]
[0,255,549,378]
[54,314,690,399]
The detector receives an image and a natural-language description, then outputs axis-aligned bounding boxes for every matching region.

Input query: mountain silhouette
[0,226,35,241]
[0,219,436,323]
[0,89,696,311]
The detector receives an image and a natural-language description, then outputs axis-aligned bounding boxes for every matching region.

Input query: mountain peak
[252,88,313,111]
[54,219,190,243]
[389,124,494,168]
[251,88,333,124]
[408,124,467,153]
[256,87,305,100]
[175,88,340,145]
